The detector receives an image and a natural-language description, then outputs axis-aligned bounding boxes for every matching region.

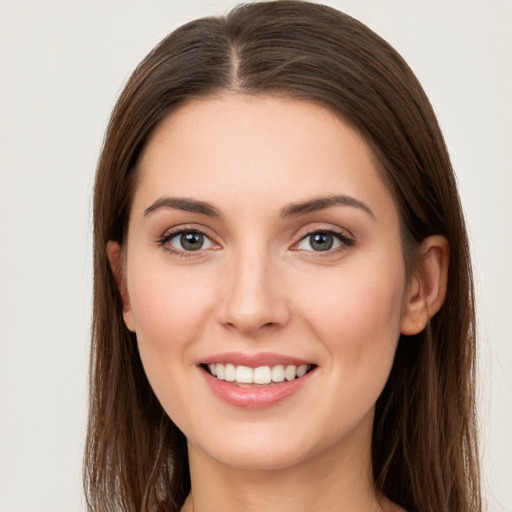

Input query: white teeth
[224,363,236,382]
[271,365,285,382]
[285,365,296,381]
[253,366,272,384]
[296,364,308,377]
[235,365,253,383]
[208,363,311,384]
[216,364,225,380]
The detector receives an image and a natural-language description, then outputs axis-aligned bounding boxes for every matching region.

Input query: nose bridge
[218,241,287,333]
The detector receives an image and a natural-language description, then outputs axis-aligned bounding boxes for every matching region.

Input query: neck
[181,415,393,512]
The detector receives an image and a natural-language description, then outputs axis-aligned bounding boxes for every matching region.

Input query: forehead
[133,94,398,224]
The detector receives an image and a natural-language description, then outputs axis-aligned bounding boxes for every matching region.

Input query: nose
[216,247,290,335]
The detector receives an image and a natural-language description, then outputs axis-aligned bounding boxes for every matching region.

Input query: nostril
[223,321,277,332]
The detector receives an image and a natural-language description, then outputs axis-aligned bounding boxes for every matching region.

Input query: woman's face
[119,95,410,470]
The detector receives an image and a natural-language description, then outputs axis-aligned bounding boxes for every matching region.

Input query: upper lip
[199,351,314,368]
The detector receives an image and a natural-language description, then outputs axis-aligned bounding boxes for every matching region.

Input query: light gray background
[1,1,510,511]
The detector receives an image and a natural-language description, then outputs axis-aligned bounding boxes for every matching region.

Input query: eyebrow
[144,197,223,219]
[280,194,375,219]
[143,194,374,221]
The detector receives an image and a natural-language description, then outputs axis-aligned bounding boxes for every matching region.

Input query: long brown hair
[84,2,481,511]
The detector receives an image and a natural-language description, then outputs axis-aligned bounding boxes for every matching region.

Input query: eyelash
[293,228,355,254]
[157,227,354,257]
[157,227,216,257]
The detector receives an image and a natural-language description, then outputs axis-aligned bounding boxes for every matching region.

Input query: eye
[160,230,217,253]
[295,230,353,252]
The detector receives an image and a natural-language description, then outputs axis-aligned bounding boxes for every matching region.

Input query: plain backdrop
[0,0,511,511]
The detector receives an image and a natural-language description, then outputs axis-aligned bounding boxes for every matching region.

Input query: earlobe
[401,235,449,335]
[106,241,136,332]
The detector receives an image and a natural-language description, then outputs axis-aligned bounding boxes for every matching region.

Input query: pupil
[181,232,203,251]
[311,233,333,251]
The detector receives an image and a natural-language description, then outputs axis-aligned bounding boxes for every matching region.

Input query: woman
[84,1,481,511]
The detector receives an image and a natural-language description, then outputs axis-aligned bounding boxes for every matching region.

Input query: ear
[401,235,449,335]
[107,241,136,332]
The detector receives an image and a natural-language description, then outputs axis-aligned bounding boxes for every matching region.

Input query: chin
[193,438,312,472]
[185,414,363,473]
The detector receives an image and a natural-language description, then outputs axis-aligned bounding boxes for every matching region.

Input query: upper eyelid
[290,226,355,251]
[297,230,352,243]
[158,228,220,257]
[160,224,216,239]
[157,223,353,248]
[158,225,220,248]
[293,223,354,240]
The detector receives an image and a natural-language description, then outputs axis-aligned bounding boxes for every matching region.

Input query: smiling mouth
[203,363,316,386]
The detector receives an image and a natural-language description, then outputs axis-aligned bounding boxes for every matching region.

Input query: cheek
[125,264,218,424]
[125,260,218,397]
[294,265,405,437]
[305,265,403,327]
[296,261,405,375]
[128,264,214,342]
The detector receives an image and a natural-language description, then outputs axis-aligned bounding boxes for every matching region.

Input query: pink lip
[199,351,312,367]
[199,363,316,410]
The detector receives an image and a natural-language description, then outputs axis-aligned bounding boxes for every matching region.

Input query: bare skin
[109,95,447,512]
[180,413,402,512]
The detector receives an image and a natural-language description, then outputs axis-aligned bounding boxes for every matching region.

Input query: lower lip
[201,368,315,409]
